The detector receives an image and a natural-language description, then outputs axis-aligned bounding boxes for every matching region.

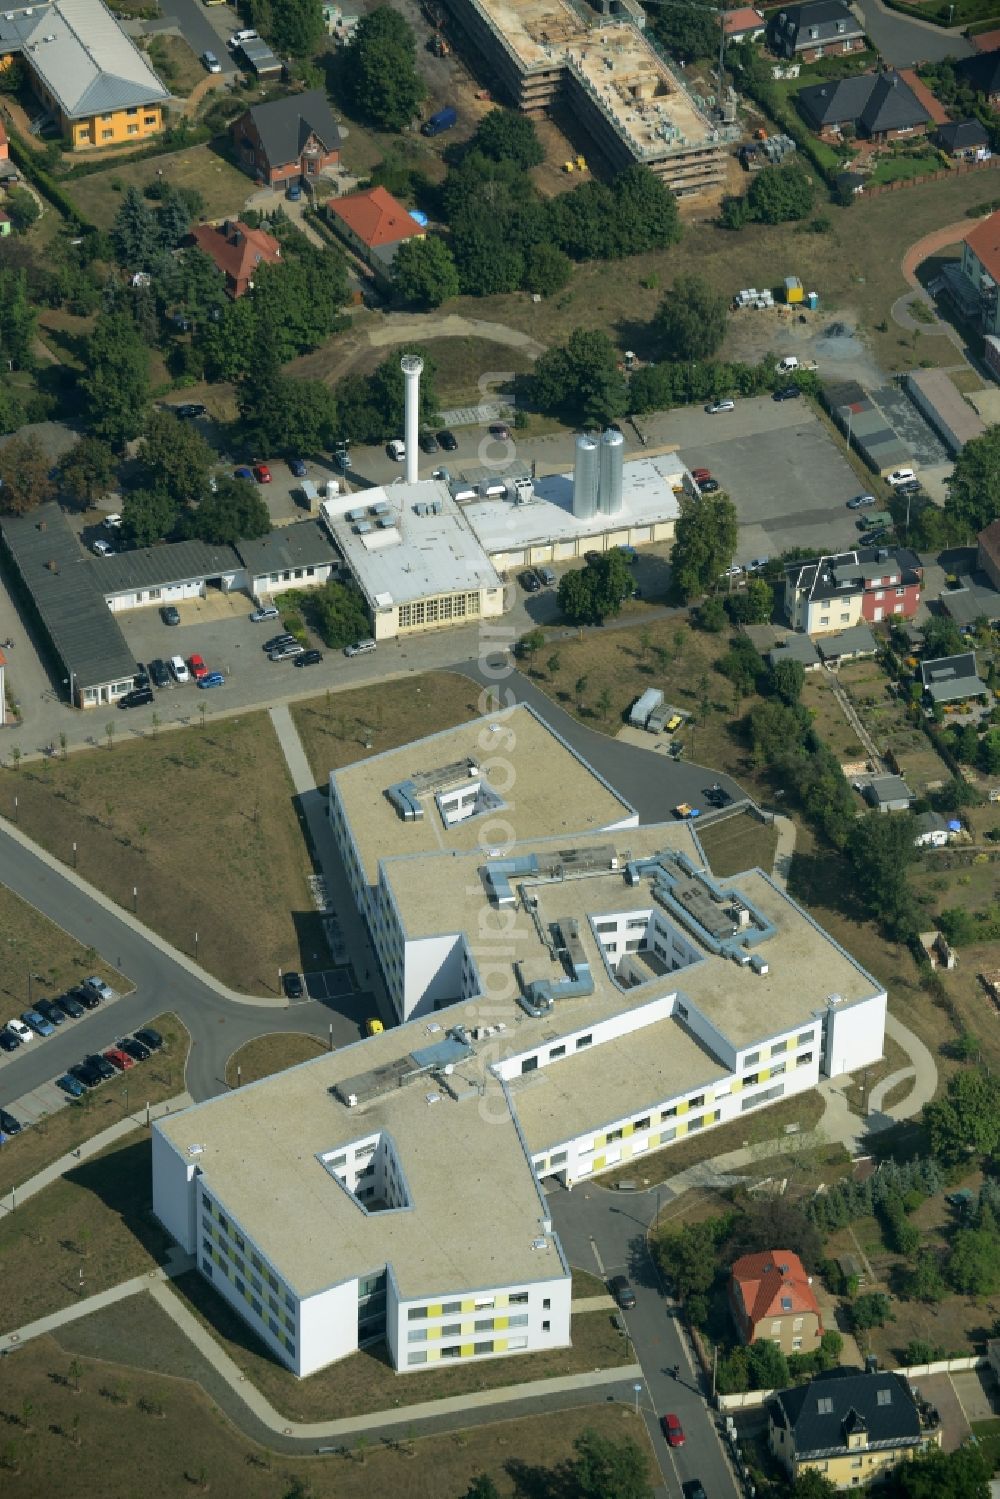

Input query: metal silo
[572,435,599,520]
[598,427,624,515]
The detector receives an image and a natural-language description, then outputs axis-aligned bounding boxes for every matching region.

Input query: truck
[421,105,457,137]
[629,687,664,729]
[860,511,893,531]
[775,355,817,374]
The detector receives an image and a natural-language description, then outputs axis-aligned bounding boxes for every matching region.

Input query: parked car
[22,1008,54,1038]
[887,467,916,487]
[537,566,556,586]
[34,999,66,1027]
[91,538,113,557]
[56,1073,86,1099]
[81,976,115,1004]
[134,663,150,689]
[773,385,801,402]
[282,971,304,1000]
[847,494,877,509]
[201,49,222,72]
[288,457,307,478]
[134,1027,163,1052]
[691,468,712,484]
[683,1480,707,1499]
[169,655,190,684]
[84,1052,116,1082]
[234,466,254,482]
[118,687,154,710]
[608,1275,636,1310]
[69,1061,102,1089]
[706,399,735,414]
[294,650,323,667]
[250,605,280,623]
[437,430,458,451]
[419,431,439,454]
[55,991,85,1020]
[0,1108,22,1136]
[662,1413,685,1447]
[160,606,181,626]
[489,422,511,440]
[253,463,272,484]
[199,672,225,689]
[264,634,297,653]
[72,985,101,1012]
[148,658,170,688]
[520,569,541,593]
[0,1027,22,1052]
[188,654,208,681]
[746,557,770,573]
[704,783,732,808]
[387,438,405,462]
[344,639,376,657]
[269,643,304,662]
[699,478,720,493]
[722,563,744,578]
[173,403,206,419]
[896,480,922,496]
[117,1037,150,1063]
[228,27,258,47]
[103,1047,134,1071]
[6,1017,32,1044]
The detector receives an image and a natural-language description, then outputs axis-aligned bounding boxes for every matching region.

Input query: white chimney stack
[401,353,423,485]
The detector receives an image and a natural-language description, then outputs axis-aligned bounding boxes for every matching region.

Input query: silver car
[269,643,305,662]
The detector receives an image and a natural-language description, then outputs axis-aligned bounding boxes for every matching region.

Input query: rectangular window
[576,1034,593,1050]
[634,1116,650,1132]
[234,1234,245,1252]
[127,124,139,135]
[800,1051,813,1065]
[202,1194,212,1214]
[661,1106,677,1120]
[408,1307,428,1320]
[144,115,156,126]
[285,1292,295,1311]
[284,1336,295,1355]
[542,1320,550,1332]
[251,1296,262,1317]
[797,1031,814,1046]
[543,1298,551,1310]
[408,1351,428,1366]
[251,1254,262,1273]
[689,1094,704,1108]
[442,1301,461,1315]
[607,1127,623,1142]
[235,1277,245,1296]
[474,1318,494,1332]
[441,1345,461,1360]
[744,1050,760,1067]
[202,1259,213,1278]
[474,1341,494,1355]
[521,1055,538,1074]
[269,1317,280,1336]
[509,1292,529,1305]
[408,1329,426,1343]
[474,1297,495,1310]
[508,1313,529,1328]
[549,1045,566,1060]
[744,1073,759,1087]
[218,1215,228,1233]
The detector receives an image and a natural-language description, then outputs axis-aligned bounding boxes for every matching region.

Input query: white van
[387,439,405,462]
[776,356,800,373]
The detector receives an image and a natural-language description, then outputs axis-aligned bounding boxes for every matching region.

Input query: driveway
[854,0,972,65]
[148,0,240,72]
[913,1371,972,1452]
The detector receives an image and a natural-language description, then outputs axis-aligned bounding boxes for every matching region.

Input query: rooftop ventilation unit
[413,502,427,516]
[186,1144,204,1157]
[370,500,391,517]
[355,520,373,535]
[345,507,366,522]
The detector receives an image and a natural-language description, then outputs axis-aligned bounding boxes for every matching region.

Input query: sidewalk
[269,704,390,1016]
[0,1091,192,1217]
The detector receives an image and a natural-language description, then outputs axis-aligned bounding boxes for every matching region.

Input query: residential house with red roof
[189,219,281,300]
[730,1250,823,1355]
[723,7,765,42]
[958,211,1000,335]
[326,185,426,286]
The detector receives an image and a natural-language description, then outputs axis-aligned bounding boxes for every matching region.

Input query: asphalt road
[551,1181,739,1499]
[153,0,240,73]
[855,0,971,65]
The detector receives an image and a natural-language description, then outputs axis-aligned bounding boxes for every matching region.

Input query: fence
[716,1354,988,1411]
[862,157,1000,199]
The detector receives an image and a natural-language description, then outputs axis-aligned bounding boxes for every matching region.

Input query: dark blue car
[288,457,307,478]
[56,1073,86,1099]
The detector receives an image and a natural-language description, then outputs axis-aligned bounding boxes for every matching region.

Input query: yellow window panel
[676,1121,688,1137]
[460,1343,475,1358]
[495,1316,509,1330]
[592,1155,606,1171]
[677,1099,689,1115]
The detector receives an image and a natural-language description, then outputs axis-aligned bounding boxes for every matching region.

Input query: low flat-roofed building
[459,452,684,573]
[0,503,136,707]
[816,623,877,663]
[154,703,886,1382]
[905,368,986,455]
[320,481,504,641]
[97,539,245,613]
[862,773,913,814]
[236,520,338,599]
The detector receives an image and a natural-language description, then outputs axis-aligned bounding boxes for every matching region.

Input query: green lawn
[870,155,942,187]
[64,143,251,231]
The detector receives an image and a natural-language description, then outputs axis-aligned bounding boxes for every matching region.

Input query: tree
[726,576,774,625]
[186,477,271,545]
[726,1197,824,1271]
[111,185,159,268]
[749,164,814,224]
[903,1248,949,1303]
[770,656,805,704]
[791,1471,839,1499]
[748,1339,789,1390]
[5,187,39,234]
[945,425,1000,537]
[851,1291,893,1329]
[696,596,728,632]
[846,812,916,927]
[59,437,118,507]
[558,568,598,625]
[304,579,371,648]
[569,1427,653,1499]
[121,487,179,548]
[270,0,324,56]
[239,370,336,456]
[922,614,964,659]
[80,312,150,448]
[464,1477,501,1499]
[924,1067,1000,1163]
[669,492,738,601]
[0,266,37,369]
[656,274,728,362]
[893,1443,990,1499]
[0,433,55,515]
[530,327,628,425]
[472,108,544,168]
[156,186,193,250]
[343,6,426,131]
[609,165,681,255]
[523,241,572,297]
[652,0,719,59]
[138,409,215,503]
[391,236,459,309]
[0,379,25,436]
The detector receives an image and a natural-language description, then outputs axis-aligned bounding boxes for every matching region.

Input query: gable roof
[243,89,341,166]
[964,210,1000,283]
[979,517,1000,571]
[769,0,864,46]
[770,1368,922,1458]
[328,185,425,248]
[190,219,281,288]
[897,69,949,125]
[798,70,929,134]
[732,1250,821,1332]
[921,650,986,701]
[723,6,765,35]
[956,47,1000,97]
[937,118,990,151]
[0,0,169,119]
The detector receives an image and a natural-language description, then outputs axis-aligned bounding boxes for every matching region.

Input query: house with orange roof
[189,219,281,300]
[730,1249,823,1355]
[723,7,765,41]
[326,185,425,285]
[958,210,1000,335]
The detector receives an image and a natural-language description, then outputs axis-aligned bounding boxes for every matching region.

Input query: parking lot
[673,399,870,566]
[1,982,135,1132]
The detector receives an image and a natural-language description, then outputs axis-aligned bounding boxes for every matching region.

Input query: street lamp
[633,1382,642,1416]
[122,1085,128,1116]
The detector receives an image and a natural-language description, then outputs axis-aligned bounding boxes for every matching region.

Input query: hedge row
[2,119,93,228]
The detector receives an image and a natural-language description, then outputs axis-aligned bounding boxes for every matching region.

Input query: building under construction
[443,0,726,195]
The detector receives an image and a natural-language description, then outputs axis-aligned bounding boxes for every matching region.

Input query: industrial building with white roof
[319,430,687,639]
[153,705,886,1380]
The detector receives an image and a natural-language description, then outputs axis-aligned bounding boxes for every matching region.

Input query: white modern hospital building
[152,705,887,1380]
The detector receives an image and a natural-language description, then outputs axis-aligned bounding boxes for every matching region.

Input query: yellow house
[0,0,168,151]
[768,1368,941,1489]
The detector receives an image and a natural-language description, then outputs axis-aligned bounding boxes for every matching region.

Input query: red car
[253,463,272,484]
[103,1047,135,1071]
[188,654,208,681]
[661,1413,685,1447]
[488,423,511,440]
[691,468,712,484]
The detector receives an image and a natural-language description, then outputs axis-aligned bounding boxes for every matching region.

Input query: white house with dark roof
[767,0,866,62]
[921,651,988,705]
[0,0,168,150]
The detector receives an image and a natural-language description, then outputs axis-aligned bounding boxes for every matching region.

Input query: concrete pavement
[854,0,972,66]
